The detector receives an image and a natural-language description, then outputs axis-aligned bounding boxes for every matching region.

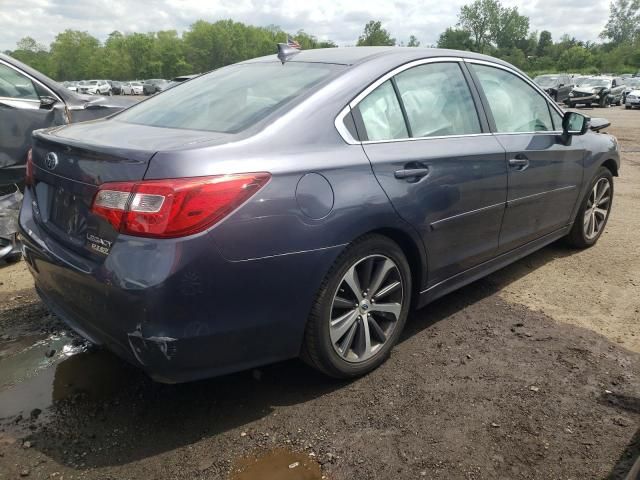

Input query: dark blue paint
[19,48,620,382]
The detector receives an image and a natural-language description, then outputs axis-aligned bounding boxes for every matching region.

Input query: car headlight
[569,92,574,97]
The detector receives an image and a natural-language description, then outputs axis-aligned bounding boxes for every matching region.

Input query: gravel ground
[0,106,639,480]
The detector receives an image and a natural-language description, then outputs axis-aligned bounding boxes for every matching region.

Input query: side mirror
[562,111,589,136]
[559,83,565,87]
[39,96,58,109]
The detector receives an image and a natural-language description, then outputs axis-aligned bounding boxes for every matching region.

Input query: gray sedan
[20,47,619,382]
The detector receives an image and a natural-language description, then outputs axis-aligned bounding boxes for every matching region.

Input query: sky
[0,0,610,52]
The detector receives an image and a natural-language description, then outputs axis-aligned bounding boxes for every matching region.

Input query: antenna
[277,43,301,65]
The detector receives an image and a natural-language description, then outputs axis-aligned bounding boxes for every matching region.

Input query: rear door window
[394,62,481,138]
[356,80,409,141]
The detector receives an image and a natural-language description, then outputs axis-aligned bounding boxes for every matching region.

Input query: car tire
[599,95,608,108]
[565,166,613,249]
[301,234,412,378]
[626,105,631,109]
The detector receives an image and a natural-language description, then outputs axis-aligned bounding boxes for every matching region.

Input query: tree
[357,21,396,46]
[10,37,50,74]
[293,30,337,49]
[536,30,553,56]
[458,0,500,53]
[492,6,529,49]
[600,0,640,44]
[49,30,101,80]
[437,28,474,50]
[407,35,421,47]
[558,46,594,70]
[457,0,528,52]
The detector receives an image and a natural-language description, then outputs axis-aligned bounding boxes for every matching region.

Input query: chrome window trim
[333,56,567,145]
[334,56,464,145]
[360,132,493,145]
[0,58,62,104]
[335,105,357,144]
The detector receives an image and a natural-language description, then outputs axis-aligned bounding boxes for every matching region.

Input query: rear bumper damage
[19,187,341,382]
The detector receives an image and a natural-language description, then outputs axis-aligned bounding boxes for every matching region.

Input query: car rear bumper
[19,187,342,382]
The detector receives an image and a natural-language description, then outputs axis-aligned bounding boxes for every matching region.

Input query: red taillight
[91,173,271,238]
[25,148,34,186]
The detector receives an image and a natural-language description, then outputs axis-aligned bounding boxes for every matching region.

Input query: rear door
[467,61,584,252]
[0,61,66,186]
[355,59,508,286]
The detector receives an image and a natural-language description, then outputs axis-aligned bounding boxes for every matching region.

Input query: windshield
[580,78,610,87]
[534,76,558,87]
[131,82,142,86]
[117,62,343,133]
[88,80,98,85]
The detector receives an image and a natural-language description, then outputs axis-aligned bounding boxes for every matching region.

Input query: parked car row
[534,73,637,109]
[63,79,144,96]
[62,76,198,96]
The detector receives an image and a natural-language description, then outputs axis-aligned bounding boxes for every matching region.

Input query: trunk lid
[30,120,222,260]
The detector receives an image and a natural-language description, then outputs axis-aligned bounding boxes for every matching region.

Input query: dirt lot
[0,107,639,479]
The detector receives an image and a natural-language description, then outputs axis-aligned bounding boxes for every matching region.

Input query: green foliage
[6,21,337,81]
[536,30,553,57]
[437,28,475,50]
[452,0,639,75]
[356,21,396,46]
[600,0,640,44]
[5,9,640,82]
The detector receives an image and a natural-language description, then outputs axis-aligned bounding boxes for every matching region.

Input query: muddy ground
[0,107,639,479]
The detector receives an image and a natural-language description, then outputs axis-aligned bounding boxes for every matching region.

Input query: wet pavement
[0,333,125,420]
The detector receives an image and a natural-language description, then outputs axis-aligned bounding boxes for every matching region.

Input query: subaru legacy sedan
[20,47,619,383]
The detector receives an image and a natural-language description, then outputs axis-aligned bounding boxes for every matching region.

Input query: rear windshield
[116,62,343,133]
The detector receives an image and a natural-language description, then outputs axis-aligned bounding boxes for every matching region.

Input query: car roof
[241,46,514,67]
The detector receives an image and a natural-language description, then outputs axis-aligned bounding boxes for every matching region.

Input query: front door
[468,62,584,252]
[354,60,508,286]
[0,61,64,186]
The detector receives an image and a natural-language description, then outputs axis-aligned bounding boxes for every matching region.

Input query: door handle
[508,155,529,170]
[394,167,430,180]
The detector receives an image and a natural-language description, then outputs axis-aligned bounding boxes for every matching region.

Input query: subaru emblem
[45,152,58,170]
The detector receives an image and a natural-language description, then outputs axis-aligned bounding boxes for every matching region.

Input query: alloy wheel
[584,178,611,240]
[329,255,404,363]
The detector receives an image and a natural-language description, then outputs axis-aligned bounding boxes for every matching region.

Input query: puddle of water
[230,448,322,480]
[0,332,74,388]
[0,334,130,420]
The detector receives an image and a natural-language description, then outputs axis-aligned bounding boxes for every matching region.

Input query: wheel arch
[602,158,619,177]
[368,226,427,306]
